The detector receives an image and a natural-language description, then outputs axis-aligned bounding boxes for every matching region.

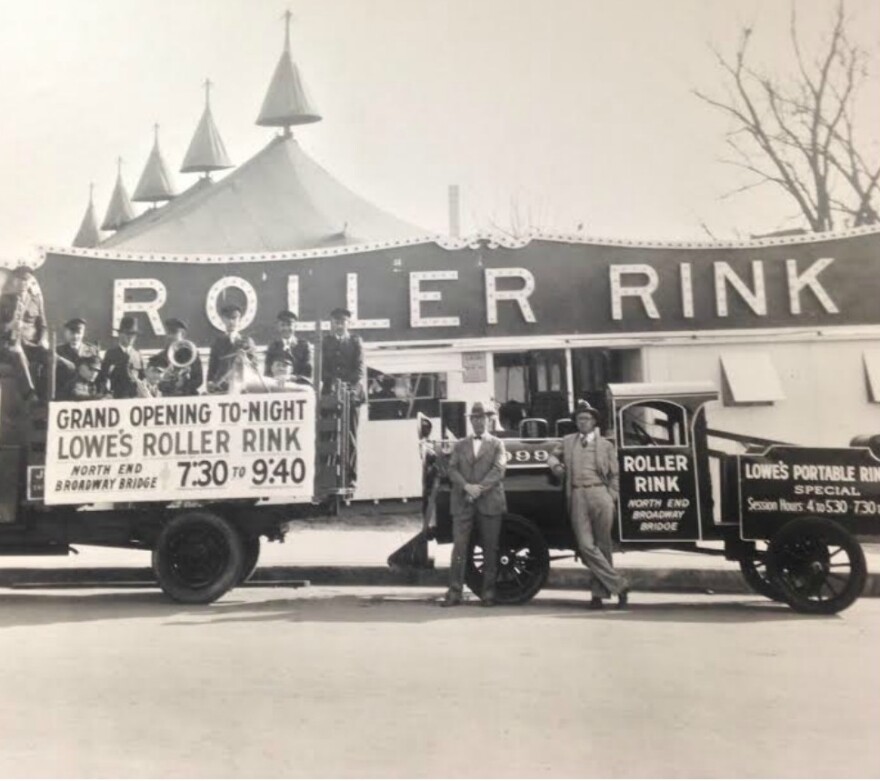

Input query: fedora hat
[571,400,601,423]
[117,315,139,334]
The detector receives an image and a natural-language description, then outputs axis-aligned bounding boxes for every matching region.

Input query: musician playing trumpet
[148,317,204,396]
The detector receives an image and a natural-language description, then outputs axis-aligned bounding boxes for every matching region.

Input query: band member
[267,355,309,391]
[547,401,629,609]
[441,402,507,607]
[321,307,365,485]
[148,317,204,396]
[207,304,257,392]
[59,354,106,402]
[137,363,165,398]
[55,317,100,395]
[0,266,48,401]
[264,310,312,381]
[97,315,145,399]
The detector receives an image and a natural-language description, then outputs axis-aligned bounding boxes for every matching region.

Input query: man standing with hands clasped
[441,402,507,607]
[547,400,630,609]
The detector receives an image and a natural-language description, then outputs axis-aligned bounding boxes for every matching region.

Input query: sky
[0,0,878,262]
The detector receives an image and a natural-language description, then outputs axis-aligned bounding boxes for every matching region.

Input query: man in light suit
[548,401,630,609]
[441,401,508,607]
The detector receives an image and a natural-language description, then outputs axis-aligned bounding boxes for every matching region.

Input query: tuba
[163,339,198,394]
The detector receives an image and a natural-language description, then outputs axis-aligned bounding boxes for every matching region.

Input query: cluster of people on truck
[0,268,363,405]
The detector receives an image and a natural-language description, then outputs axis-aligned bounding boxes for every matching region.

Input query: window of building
[494,350,568,437]
[864,351,880,403]
[619,400,688,448]
[571,348,642,429]
[367,369,446,420]
[719,352,785,406]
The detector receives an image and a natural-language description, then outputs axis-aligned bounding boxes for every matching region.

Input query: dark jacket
[59,377,106,402]
[55,342,100,393]
[97,344,145,399]
[264,337,313,378]
[321,333,364,394]
[446,434,508,517]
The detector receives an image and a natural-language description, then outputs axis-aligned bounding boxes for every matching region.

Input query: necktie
[581,435,589,447]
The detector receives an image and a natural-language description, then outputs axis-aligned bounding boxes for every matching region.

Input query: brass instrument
[162,339,198,394]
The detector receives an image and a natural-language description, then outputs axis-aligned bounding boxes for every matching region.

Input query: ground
[0,586,877,778]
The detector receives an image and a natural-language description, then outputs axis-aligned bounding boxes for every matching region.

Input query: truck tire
[767,516,867,615]
[739,550,785,602]
[238,535,261,585]
[465,514,550,605]
[153,510,244,604]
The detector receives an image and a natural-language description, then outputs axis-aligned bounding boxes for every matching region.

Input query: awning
[720,352,785,404]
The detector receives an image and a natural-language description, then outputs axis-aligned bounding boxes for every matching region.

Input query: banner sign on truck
[738,446,880,539]
[44,392,316,505]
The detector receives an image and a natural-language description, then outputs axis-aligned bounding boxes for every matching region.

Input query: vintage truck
[402,382,876,614]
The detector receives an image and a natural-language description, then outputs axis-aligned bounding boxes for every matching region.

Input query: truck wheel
[152,511,244,604]
[465,514,550,605]
[767,517,867,615]
[238,535,261,584]
[739,550,785,602]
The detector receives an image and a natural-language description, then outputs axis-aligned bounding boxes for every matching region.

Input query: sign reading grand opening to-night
[44,392,316,505]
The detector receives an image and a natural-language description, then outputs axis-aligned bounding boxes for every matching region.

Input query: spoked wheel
[767,517,867,615]
[153,511,244,604]
[739,546,785,602]
[465,514,550,604]
[238,535,261,585]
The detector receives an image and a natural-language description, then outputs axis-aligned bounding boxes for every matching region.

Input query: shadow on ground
[0,588,832,629]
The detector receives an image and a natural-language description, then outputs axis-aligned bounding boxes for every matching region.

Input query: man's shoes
[439,591,462,608]
[481,597,496,607]
[616,588,630,609]
[588,596,605,610]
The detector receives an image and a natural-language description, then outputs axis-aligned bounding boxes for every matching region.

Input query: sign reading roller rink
[44,392,316,505]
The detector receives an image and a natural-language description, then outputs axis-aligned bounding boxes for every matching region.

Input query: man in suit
[55,317,100,396]
[148,317,204,396]
[548,401,629,609]
[0,266,48,401]
[265,310,312,381]
[207,304,258,392]
[321,307,364,485]
[441,401,508,607]
[97,315,145,399]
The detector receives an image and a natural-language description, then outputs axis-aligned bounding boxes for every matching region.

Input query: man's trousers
[570,486,628,599]
[448,508,502,600]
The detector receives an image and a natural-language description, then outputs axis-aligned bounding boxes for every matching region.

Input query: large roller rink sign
[34,227,880,348]
[43,392,316,505]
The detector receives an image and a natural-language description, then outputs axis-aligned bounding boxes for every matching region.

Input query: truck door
[615,399,702,542]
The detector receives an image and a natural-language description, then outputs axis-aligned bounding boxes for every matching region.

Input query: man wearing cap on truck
[265,310,312,382]
[321,307,364,485]
[441,401,508,608]
[97,315,145,400]
[548,401,630,609]
[55,317,100,395]
[59,354,107,402]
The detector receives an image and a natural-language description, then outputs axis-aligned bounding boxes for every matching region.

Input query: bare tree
[695,1,880,232]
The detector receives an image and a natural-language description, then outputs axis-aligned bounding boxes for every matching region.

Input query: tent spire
[101,158,135,232]
[133,123,176,205]
[256,10,321,133]
[72,182,101,247]
[181,78,233,178]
